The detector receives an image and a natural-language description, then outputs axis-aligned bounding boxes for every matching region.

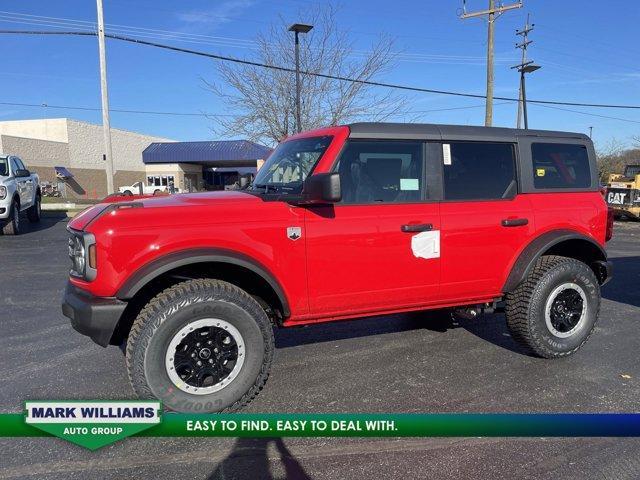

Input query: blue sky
[0,0,638,149]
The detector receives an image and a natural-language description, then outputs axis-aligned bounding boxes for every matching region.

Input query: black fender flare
[502,229,608,292]
[116,248,290,317]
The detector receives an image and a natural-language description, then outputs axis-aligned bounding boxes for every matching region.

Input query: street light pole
[288,23,313,134]
[96,0,115,195]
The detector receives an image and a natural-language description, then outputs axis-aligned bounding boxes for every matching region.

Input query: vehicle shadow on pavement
[207,437,312,480]
[0,215,66,235]
[274,310,453,349]
[601,256,640,308]
[275,310,532,356]
[456,313,533,356]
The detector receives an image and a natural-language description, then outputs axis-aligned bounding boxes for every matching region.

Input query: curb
[41,210,82,219]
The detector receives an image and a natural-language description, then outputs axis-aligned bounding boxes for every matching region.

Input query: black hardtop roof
[347,122,590,142]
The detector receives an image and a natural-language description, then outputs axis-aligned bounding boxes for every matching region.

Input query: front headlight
[68,229,96,281]
[0,186,6,200]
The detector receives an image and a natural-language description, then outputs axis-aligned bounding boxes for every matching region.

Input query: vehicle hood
[136,190,259,209]
[69,190,272,231]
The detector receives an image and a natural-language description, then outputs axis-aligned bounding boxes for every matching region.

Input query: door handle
[401,223,433,232]
[501,218,529,227]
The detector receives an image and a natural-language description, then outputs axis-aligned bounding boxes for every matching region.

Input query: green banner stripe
[4,413,640,438]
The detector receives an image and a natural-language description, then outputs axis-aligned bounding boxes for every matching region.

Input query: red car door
[438,141,534,302]
[304,140,441,319]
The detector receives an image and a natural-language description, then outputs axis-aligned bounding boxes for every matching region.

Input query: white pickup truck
[0,155,41,235]
[118,181,180,195]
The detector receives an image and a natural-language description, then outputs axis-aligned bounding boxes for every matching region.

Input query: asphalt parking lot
[0,217,639,479]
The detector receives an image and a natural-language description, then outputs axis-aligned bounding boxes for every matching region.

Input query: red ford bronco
[62,123,613,412]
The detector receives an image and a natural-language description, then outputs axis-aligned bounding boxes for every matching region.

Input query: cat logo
[607,191,627,205]
[287,227,302,241]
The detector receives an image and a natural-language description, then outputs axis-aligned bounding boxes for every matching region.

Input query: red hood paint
[68,191,262,231]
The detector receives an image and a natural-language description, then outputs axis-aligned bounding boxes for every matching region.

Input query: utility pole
[515,14,534,128]
[96,0,115,195]
[511,13,540,129]
[460,0,523,127]
[589,126,593,138]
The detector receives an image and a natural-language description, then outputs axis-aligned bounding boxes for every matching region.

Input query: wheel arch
[117,248,289,314]
[503,230,608,292]
[110,249,290,346]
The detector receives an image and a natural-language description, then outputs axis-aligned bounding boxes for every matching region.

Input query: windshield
[0,157,7,176]
[625,165,640,177]
[251,136,333,194]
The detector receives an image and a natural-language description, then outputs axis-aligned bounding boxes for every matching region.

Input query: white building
[0,118,174,199]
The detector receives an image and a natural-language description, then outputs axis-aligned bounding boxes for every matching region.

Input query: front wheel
[126,279,274,412]
[505,255,601,358]
[2,199,20,235]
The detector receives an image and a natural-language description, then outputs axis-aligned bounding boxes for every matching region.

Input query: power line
[529,103,640,125]
[3,99,636,125]
[0,100,502,118]
[0,12,510,65]
[0,101,227,116]
[0,28,639,111]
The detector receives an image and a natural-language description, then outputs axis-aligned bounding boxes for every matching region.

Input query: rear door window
[531,143,590,189]
[443,142,516,200]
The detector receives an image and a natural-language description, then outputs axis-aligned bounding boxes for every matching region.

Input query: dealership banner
[23,401,161,450]
[4,408,640,450]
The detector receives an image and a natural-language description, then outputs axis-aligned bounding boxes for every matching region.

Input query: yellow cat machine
[606,164,640,219]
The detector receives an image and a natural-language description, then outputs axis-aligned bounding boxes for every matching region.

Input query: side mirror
[15,169,30,178]
[300,172,341,204]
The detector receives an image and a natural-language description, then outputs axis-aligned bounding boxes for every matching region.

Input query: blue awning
[143,140,272,165]
[54,166,73,179]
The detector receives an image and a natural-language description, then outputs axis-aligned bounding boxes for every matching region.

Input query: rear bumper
[61,282,127,347]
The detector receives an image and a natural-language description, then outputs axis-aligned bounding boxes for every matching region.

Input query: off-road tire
[126,279,274,413]
[27,193,41,223]
[505,255,600,358]
[2,199,20,235]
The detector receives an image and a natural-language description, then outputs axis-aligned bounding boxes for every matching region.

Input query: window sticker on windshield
[536,168,546,177]
[411,230,440,260]
[400,178,419,191]
[443,144,452,165]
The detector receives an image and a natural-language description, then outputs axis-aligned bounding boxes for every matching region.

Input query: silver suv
[0,155,41,235]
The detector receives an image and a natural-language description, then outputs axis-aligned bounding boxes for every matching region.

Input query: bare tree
[596,137,640,181]
[206,4,406,145]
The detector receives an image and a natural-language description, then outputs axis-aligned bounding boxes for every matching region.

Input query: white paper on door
[411,230,440,259]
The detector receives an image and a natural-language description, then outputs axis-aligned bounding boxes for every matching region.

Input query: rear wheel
[123,190,133,196]
[505,255,600,358]
[126,279,274,412]
[27,193,41,223]
[2,199,20,235]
